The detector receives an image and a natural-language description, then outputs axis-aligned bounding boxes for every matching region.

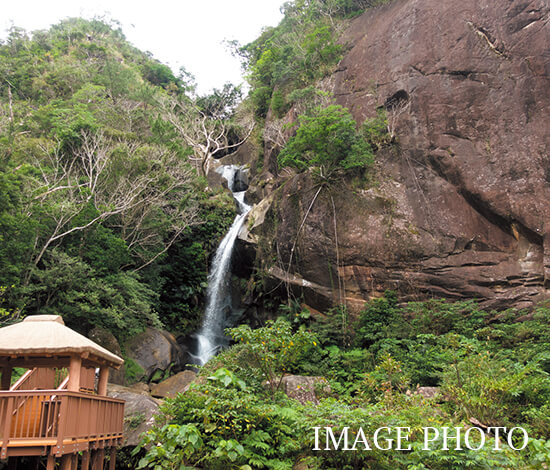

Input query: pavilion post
[1,366,12,390]
[67,355,82,392]
[98,368,109,396]
[81,450,91,470]
[91,448,105,470]
[108,447,117,470]
[60,453,73,470]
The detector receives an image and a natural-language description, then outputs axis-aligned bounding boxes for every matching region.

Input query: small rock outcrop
[279,375,330,405]
[150,370,197,399]
[415,387,441,400]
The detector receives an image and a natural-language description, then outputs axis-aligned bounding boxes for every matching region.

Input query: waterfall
[194,165,251,365]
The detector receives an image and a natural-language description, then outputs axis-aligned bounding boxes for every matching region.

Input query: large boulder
[150,370,197,399]
[107,384,160,447]
[253,0,550,311]
[125,328,184,381]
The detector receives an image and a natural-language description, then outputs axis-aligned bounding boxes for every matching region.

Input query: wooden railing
[0,390,124,458]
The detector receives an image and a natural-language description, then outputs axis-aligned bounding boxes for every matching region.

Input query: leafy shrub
[137,298,549,469]
[124,358,146,384]
[403,299,487,337]
[250,86,272,119]
[361,353,411,402]
[270,90,287,118]
[354,290,399,348]
[306,304,353,348]
[239,0,352,118]
[20,250,160,341]
[137,369,303,469]
[361,108,392,150]
[441,348,550,433]
[227,318,318,393]
[124,412,145,430]
[278,105,374,177]
[136,423,203,470]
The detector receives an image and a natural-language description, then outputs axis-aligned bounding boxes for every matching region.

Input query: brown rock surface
[150,370,197,399]
[415,386,441,400]
[128,382,151,395]
[278,375,330,405]
[107,384,160,447]
[247,0,550,311]
[125,328,184,381]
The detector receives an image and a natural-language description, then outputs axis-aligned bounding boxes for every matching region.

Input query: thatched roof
[0,315,123,368]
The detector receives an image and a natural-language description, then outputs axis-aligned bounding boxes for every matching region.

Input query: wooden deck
[0,390,124,460]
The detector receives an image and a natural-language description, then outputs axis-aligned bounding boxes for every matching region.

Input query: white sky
[1,0,286,95]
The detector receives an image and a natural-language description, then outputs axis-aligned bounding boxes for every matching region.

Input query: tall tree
[161,84,254,177]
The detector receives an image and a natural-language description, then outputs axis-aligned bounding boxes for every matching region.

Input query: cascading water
[194,165,251,365]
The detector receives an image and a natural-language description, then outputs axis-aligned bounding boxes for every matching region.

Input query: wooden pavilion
[0,315,125,469]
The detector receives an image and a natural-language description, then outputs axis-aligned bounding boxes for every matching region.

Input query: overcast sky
[1,1,286,94]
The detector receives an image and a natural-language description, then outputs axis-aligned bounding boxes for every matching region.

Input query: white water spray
[195,165,251,365]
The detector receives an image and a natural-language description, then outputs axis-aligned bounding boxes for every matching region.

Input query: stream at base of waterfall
[192,165,251,366]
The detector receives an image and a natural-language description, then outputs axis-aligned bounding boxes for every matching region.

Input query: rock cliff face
[240,0,550,311]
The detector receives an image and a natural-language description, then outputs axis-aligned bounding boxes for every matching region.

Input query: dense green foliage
[278,104,374,176]
[139,297,550,469]
[0,18,235,340]
[0,286,20,326]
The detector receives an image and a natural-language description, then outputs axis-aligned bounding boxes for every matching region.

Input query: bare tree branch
[28,130,199,268]
[160,94,254,177]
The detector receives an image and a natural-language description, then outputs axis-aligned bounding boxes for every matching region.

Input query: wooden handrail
[10,369,34,391]
[10,369,59,429]
[0,390,123,401]
[57,376,69,390]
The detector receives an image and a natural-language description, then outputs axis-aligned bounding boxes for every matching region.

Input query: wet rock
[206,167,225,190]
[233,169,249,192]
[246,172,277,204]
[150,370,197,399]
[218,141,258,168]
